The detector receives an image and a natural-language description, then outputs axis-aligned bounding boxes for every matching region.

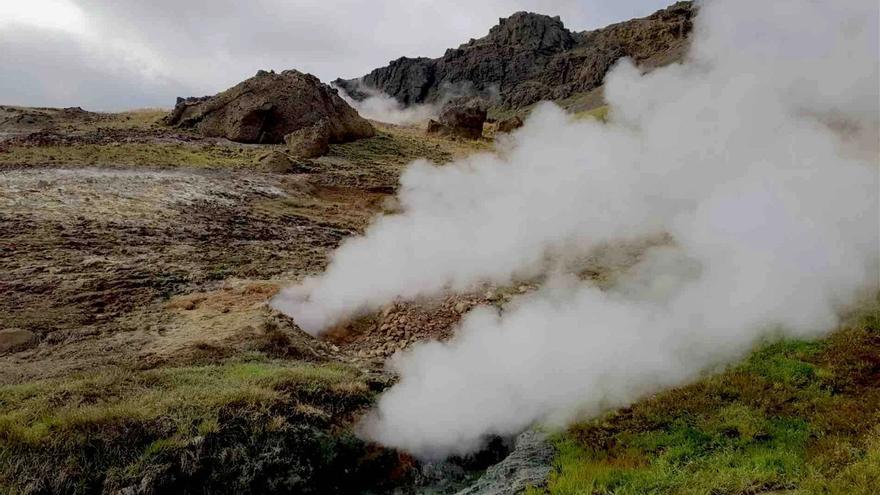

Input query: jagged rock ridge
[335,1,694,110]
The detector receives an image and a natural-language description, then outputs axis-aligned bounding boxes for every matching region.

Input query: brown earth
[0,106,493,385]
[0,100,658,494]
[0,101,651,384]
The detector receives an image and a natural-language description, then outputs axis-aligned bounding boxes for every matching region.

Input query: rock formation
[165,70,375,154]
[427,97,488,139]
[334,2,694,110]
[496,115,524,133]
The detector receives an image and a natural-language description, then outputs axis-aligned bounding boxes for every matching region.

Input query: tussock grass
[0,359,374,492]
[0,143,268,168]
[538,297,880,494]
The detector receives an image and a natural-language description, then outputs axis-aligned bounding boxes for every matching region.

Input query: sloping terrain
[532,299,880,495]
[0,107,499,493]
[2,102,877,495]
[334,2,694,111]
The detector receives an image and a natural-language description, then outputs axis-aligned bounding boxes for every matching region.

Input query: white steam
[334,83,438,125]
[274,0,879,457]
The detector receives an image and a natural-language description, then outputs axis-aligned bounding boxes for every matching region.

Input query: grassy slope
[0,357,401,493]
[531,297,880,495]
[0,110,488,171]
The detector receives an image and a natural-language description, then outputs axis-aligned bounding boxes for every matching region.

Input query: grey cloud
[1,0,676,110]
[0,25,194,111]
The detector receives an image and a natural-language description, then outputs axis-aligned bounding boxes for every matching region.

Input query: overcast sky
[0,0,676,111]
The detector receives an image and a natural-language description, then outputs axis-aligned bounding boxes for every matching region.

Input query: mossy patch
[540,297,880,495]
[0,359,401,493]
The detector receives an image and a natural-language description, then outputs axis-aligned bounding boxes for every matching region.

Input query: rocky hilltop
[165,69,374,153]
[334,1,694,110]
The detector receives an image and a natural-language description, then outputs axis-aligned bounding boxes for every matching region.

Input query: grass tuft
[541,297,880,495]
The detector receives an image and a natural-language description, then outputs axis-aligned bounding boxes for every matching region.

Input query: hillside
[334,2,694,111]
[1,100,876,494]
[1,0,878,493]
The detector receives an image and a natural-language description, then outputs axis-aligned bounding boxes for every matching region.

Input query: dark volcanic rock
[335,2,694,110]
[427,97,488,139]
[454,431,555,495]
[164,70,375,149]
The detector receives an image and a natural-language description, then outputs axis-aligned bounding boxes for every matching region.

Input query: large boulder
[164,70,375,152]
[427,97,488,139]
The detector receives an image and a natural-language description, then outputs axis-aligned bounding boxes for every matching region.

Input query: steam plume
[274,0,879,457]
[334,83,439,125]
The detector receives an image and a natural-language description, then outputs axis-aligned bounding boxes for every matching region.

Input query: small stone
[454,302,468,313]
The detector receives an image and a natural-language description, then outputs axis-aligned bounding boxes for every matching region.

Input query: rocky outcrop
[427,98,488,139]
[454,431,555,495]
[335,2,694,110]
[164,70,375,150]
[496,115,524,133]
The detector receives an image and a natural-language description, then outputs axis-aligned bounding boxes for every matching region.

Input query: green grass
[0,359,375,492]
[0,122,487,171]
[0,142,269,168]
[573,105,609,122]
[540,297,880,495]
[0,360,364,444]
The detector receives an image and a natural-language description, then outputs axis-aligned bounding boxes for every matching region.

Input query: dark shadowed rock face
[335,2,694,110]
[165,70,375,147]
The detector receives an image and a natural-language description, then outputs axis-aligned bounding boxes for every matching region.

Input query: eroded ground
[0,106,504,493]
[0,106,493,383]
[4,105,875,495]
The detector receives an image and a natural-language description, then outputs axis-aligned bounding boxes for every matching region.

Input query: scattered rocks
[0,328,38,353]
[164,69,375,152]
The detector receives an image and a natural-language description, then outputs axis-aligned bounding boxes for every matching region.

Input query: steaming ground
[335,84,439,126]
[272,0,880,458]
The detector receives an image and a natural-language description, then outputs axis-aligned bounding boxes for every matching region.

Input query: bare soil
[0,106,493,386]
